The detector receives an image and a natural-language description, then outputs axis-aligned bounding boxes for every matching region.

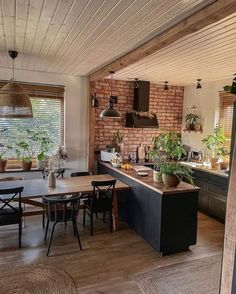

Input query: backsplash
[90,79,184,153]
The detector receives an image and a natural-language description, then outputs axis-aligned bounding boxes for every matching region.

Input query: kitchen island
[98,161,199,256]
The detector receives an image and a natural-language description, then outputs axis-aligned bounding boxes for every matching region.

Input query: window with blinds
[0,81,64,168]
[219,91,236,150]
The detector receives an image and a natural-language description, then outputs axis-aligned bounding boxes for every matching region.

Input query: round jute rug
[0,264,77,294]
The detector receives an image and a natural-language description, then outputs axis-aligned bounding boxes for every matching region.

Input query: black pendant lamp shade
[0,51,33,118]
[100,71,121,119]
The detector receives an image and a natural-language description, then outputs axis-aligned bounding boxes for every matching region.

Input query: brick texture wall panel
[90,79,184,153]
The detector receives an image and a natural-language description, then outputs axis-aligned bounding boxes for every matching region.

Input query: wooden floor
[0,212,224,293]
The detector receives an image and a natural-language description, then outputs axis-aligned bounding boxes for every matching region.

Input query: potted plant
[218,146,229,170]
[0,129,12,172]
[202,126,226,170]
[116,131,124,152]
[15,128,53,171]
[151,132,186,161]
[185,113,199,131]
[159,162,194,187]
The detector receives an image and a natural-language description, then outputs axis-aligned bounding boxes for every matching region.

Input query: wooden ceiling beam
[90,0,236,81]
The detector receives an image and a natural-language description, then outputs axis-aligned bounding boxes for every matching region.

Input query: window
[219,91,236,150]
[0,81,64,168]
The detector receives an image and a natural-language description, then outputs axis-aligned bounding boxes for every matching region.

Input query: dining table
[0,174,130,230]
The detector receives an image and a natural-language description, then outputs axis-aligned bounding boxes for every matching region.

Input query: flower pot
[0,159,7,172]
[219,161,229,171]
[210,157,219,170]
[153,170,162,183]
[118,143,124,152]
[22,160,32,171]
[189,123,195,131]
[162,174,181,187]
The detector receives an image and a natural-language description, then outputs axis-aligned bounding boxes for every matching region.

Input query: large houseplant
[202,126,226,169]
[15,128,53,171]
[158,162,194,187]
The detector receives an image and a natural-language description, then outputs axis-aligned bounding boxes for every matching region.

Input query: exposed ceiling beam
[90,0,236,81]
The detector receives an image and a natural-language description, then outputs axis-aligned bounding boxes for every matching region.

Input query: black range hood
[125,80,158,128]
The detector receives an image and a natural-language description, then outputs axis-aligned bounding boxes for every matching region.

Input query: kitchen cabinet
[193,170,228,222]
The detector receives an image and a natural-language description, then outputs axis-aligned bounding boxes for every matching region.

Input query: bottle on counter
[138,143,146,162]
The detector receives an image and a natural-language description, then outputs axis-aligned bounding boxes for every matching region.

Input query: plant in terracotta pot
[159,162,194,188]
[202,126,226,170]
[218,146,230,170]
[0,129,12,172]
[185,113,199,131]
[15,141,34,171]
[116,131,124,152]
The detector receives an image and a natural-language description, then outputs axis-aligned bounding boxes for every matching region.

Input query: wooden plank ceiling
[0,0,215,77]
[113,12,236,86]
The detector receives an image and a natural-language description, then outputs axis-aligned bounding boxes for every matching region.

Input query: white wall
[182,78,232,154]
[0,68,89,173]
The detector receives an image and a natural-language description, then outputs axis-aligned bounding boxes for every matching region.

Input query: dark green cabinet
[193,170,228,222]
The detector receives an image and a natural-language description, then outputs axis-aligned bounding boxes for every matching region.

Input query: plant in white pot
[0,128,12,172]
[202,126,226,170]
[159,162,194,188]
[116,131,124,152]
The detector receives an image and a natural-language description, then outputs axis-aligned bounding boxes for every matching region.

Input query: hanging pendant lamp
[0,51,33,118]
[196,78,202,89]
[100,71,121,119]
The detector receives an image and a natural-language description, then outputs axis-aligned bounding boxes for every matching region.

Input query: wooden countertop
[180,162,229,178]
[100,162,199,195]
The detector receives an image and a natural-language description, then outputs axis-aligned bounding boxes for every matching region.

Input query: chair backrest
[71,171,90,177]
[0,187,24,214]
[43,195,81,222]
[91,180,116,203]
[0,177,24,181]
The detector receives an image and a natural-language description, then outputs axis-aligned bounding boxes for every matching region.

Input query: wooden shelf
[183,129,203,133]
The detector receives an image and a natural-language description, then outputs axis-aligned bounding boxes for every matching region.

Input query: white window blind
[0,81,64,164]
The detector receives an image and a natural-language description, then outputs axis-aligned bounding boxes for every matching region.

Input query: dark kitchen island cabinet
[98,162,199,256]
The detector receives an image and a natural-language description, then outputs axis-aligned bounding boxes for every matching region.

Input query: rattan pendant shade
[0,50,33,118]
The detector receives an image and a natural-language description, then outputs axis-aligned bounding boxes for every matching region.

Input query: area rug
[0,264,77,294]
[133,254,222,294]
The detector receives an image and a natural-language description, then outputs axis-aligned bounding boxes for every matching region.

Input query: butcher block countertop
[99,162,199,195]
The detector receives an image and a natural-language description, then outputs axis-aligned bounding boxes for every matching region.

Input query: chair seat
[0,208,22,225]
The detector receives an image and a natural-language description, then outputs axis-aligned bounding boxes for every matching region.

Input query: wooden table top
[0,174,130,198]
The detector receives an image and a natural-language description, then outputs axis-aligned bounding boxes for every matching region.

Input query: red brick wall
[90,79,184,153]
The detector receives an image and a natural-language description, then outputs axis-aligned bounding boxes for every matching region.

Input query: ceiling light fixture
[196,79,202,89]
[100,71,121,119]
[163,81,169,91]
[0,51,33,118]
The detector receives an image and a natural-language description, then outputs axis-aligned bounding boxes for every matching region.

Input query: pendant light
[100,71,121,119]
[163,81,169,91]
[0,51,33,118]
[196,79,202,89]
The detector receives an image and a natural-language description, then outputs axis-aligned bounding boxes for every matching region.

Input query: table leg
[112,191,119,231]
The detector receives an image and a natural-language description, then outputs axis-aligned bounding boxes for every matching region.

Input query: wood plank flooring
[0,212,224,293]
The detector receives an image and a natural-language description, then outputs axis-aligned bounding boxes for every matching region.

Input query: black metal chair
[43,194,82,256]
[83,180,116,236]
[0,187,24,248]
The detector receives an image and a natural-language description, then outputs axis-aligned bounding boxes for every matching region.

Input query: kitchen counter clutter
[98,161,199,256]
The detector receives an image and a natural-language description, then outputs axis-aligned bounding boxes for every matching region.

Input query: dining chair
[0,186,24,248]
[83,179,116,236]
[71,171,90,177]
[43,194,82,256]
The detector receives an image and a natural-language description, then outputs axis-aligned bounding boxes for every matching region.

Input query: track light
[163,81,169,91]
[196,79,202,89]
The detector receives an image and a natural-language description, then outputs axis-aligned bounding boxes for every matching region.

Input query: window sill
[0,168,41,174]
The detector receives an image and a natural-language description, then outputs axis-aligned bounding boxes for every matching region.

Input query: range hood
[125,80,158,128]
